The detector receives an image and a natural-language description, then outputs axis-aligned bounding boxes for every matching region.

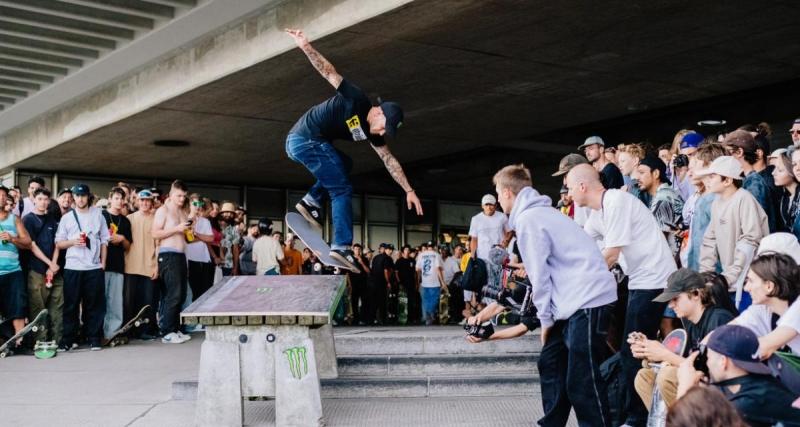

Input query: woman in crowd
[773,150,800,239]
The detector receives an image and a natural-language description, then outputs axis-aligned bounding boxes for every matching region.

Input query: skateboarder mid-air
[285,28,423,267]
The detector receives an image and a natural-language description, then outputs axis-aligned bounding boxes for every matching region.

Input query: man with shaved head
[566,163,677,427]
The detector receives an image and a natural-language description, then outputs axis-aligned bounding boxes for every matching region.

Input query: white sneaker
[161,332,185,344]
[176,331,192,342]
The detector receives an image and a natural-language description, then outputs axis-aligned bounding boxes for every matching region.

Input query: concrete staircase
[173,326,541,400]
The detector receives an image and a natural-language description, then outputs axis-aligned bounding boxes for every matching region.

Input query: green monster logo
[284,346,309,380]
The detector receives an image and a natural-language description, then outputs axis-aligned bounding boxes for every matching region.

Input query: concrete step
[334,326,541,355]
[173,373,539,401]
[338,353,538,377]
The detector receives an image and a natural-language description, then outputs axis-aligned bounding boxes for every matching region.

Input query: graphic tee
[289,79,385,147]
[416,250,442,288]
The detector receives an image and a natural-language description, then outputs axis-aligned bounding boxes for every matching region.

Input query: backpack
[460,257,487,293]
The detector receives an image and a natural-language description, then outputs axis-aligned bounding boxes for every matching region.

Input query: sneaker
[176,331,192,342]
[329,249,358,271]
[161,332,185,344]
[57,343,78,353]
[90,343,102,351]
[138,333,157,341]
[458,318,468,326]
[295,200,324,230]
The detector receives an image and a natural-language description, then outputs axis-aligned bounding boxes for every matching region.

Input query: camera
[673,154,689,169]
[464,321,494,340]
[693,344,708,376]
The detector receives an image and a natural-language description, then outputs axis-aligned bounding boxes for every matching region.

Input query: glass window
[440,202,478,227]
[406,231,433,247]
[16,172,53,192]
[246,188,284,219]
[367,197,399,223]
[186,184,240,205]
[60,177,149,199]
[368,225,398,250]
[352,223,363,245]
[404,199,435,225]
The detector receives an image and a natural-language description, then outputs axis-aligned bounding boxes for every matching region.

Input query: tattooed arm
[286,28,343,88]
[372,144,424,215]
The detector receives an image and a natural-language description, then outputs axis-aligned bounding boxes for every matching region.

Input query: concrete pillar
[275,326,324,427]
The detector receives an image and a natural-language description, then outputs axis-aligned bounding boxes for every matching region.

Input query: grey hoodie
[508,187,617,328]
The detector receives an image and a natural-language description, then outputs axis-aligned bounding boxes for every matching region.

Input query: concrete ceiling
[14,0,800,200]
[0,0,202,111]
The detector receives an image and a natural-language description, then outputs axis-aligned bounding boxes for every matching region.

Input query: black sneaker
[329,249,358,272]
[296,200,324,230]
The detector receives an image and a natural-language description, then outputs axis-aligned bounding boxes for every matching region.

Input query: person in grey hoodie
[493,164,617,427]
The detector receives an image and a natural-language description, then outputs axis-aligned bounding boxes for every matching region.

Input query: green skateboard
[34,340,57,359]
[398,289,408,325]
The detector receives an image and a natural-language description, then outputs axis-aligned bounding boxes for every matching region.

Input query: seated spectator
[772,150,800,238]
[677,325,800,427]
[732,253,800,358]
[633,269,734,410]
[666,386,748,427]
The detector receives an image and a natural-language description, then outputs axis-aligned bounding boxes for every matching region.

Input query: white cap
[694,156,743,179]
[757,233,800,264]
[481,194,497,206]
[768,148,788,159]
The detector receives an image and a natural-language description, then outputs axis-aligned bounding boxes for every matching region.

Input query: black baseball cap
[653,269,706,302]
[706,325,771,375]
[380,101,404,138]
[71,183,90,196]
[57,187,72,197]
[639,154,671,186]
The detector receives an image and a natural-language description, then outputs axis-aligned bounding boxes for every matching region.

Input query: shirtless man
[151,180,192,344]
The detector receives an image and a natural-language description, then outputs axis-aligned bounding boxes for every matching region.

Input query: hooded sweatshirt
[508,187,617,329]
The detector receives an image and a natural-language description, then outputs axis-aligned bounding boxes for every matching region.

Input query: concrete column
[275,326,324,427]
[195,339,242,427]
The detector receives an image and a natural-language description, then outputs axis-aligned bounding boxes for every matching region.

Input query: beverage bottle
[46,271,53,289]
[80,232,87,245]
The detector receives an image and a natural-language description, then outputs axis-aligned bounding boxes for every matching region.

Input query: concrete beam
[0,87,28,97]
[0,34,100,58]
[0,20,117,49]
[0,57,69,75]
[0,46,83,67]
[0,0,155,29]
[70,0,175,19]
[0,68,54,83]
[0,6,135,39]
[0,0,413,171]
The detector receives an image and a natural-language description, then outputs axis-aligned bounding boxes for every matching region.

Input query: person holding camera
[676,324,800,427]
[493,164,617,427]
[631,269,734,411]
[55,184,110,351]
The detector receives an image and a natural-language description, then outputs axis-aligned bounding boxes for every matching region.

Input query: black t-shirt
[716,375,800,427]
[289,79,386,147]
[369,253,395,285]
[600,162,625,189]
[22,212,59,275]
[102,211,132,274]
[395,257,416,287]
[682,306,735,351]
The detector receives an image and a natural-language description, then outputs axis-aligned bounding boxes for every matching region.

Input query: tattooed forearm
[301,44,343,88]
[374,145,413,192]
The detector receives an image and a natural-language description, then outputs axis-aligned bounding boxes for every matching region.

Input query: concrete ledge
[334,330,540,356]
[338,354,538,377]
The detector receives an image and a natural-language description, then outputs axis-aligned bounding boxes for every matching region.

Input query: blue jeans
[421,287,440,323]
[286,133,353,248]
[537,305,612,427]
[263,267,280,276]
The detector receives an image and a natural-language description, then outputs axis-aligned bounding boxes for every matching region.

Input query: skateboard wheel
[134,321,141,327]
[0,352,6,358]
[239,334,248,344]
[31,326,39,332]
[266,334,275,343]
[110,342,116,348]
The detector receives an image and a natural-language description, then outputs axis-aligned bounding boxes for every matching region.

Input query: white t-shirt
[252,236,284,275]
[416,250,443,288]
[573,204,590,226]
[468,212,508,260]
[443,256,461,286]
[584,190,676,290]
[185,217,212,263]
[734,300,800,355]
[54,207,110,271]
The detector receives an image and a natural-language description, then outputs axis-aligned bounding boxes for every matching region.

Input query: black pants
[537,305,613,427]
[157,252,187,334]
[620,289,666,426]
[366,279,387,324]
[188,261,215,302]
[124,274,159,336]
[350,275,368,323]
[62,269,105,347]
[402,281,421,324]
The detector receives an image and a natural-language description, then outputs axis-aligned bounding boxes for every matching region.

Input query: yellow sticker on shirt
[346,115,368,142]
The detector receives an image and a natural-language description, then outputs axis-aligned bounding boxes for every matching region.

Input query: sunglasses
[191,201,205,207]
[791,130,800,135]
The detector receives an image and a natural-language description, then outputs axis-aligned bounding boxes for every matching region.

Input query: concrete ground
[0,330,575,427]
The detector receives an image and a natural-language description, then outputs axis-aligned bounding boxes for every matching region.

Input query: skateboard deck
[398,289,408,325]
[386,283,399,324]
[648,328,687,425]
[286,213,358,273]
[439,288,450,324]
[105,305,151,347]
[0,309,48,358]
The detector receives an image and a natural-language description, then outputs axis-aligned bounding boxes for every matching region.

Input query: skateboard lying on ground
[647,328,687,426]
[0,309,48,358]
[104,305,151,347]
[286,212,358,273]
[34,340,57,359]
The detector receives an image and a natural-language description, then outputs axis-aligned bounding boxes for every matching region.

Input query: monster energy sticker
[284,346,309,380]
